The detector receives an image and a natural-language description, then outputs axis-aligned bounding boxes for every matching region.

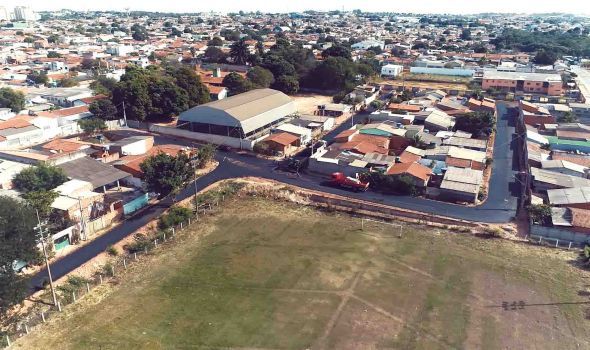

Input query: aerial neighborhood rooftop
[3,4,590,348]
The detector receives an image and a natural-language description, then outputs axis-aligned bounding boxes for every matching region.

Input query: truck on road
[330,172,370,192]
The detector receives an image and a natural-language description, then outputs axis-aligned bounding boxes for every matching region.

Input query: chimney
[212,67,221,78]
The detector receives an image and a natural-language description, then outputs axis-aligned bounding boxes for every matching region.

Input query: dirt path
[315,270,364,350]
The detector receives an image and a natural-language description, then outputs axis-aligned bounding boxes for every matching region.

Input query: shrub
[482,227,502,238]
[159,206,192,229]
[102,262,114,276]
[124,239,151,253]
[106,245,119,256]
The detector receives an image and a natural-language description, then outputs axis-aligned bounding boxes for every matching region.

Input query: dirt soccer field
[14,198,590,349]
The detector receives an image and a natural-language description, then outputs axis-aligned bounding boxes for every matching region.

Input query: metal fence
[1,198,224,348]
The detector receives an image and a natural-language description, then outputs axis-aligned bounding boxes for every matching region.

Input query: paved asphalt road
[28,103,519,290]
[572,66,590,103]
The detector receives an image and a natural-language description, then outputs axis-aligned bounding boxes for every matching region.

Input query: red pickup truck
[330,172,370,192]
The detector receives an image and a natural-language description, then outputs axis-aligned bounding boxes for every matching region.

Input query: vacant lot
[292,93,333,115]
[15,198,590,349]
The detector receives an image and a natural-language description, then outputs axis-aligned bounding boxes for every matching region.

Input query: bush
[482,227,502,238]
[159,206,192,229]
[124,239,151,253]
[106,245,119,256]
[102,262,114,276]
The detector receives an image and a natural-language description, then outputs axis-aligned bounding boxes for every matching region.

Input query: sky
[4,0,590,15]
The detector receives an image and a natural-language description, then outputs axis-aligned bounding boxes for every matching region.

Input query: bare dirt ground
[292,93,334,115]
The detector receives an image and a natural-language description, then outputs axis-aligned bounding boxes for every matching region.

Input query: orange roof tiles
[0,117,32,131]
[570,207,590,230]
[337,141,388,155]
[78,95,108,105]
[398,150,421,163]
[387,103,421,112]
[41,139,89,153]
[386,162,432,181]
[37,106,90,118]
[263,132,299,146]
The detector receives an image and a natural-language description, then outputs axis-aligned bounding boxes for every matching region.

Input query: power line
[34,210,58,307]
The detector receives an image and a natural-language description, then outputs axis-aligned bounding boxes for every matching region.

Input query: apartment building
[482,71,563,96]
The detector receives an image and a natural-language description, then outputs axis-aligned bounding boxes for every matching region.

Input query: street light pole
[35,210,58,307]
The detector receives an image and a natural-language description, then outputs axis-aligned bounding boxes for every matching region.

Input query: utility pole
[122,100,128,127]
[34,210,58,307]
[76,196,87,241]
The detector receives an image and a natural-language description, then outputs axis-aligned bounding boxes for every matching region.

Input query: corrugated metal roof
[440,180,480,194]
[531,167,590,188]
[443,166,484,185]
[547,186,590,205]
[58,157,130,189]
[178,89,296,134]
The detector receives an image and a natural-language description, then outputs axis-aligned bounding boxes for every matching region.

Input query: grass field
[14,198,590,349]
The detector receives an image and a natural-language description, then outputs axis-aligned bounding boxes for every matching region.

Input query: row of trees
[491,28,590,58]
[89,64,210,122]
[213,39,378,96]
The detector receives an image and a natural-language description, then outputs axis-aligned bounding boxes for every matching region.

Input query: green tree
[367,46,383,55]
[454,111,495,138]
[460,29,472,40]
[196,144,216,168]
[90,76,117,96]
[0,87,25,113]
[47,51,62,58]
[78,117,107,135]
[24,36,35,44]
[229,39,249,65]
[305,56,356,91]
[13,164,68,193]
[272,75,299,94]
[22,190,60,216]
[167,65,210,107]
[131,24,149,41]
[0,196,40,313]
[207,36,223,46]
[533,50,558,65]
[222,72,252,96]
[27,71,49,85]
[89,99,118,120]
[246,66,274,88]
[203,46,227,63]
[47,34,61,43]
[58,77,78,87]
[81,58,100,71]
[557,111,577,123]
[528,204,552,224]
[322,45,352,60]
[140,152,193,196]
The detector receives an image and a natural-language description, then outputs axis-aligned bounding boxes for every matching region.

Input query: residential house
[437,166,484,203]
[260,132,300,156]
[386,162,432,188]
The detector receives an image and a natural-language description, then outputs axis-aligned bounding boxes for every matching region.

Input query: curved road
[28,102,519,289]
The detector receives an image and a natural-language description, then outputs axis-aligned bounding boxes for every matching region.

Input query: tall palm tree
[229,39,249,65]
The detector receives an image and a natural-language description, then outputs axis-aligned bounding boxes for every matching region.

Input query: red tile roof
[570,207,590,230]
[0,117,32,131]
[398,150,421,163]
[37,106,90,118]
[263,132,299,146]
[387,103,421,112]
[386,162,432,181]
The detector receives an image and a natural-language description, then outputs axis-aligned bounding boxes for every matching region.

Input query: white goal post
[361,218,404,237]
